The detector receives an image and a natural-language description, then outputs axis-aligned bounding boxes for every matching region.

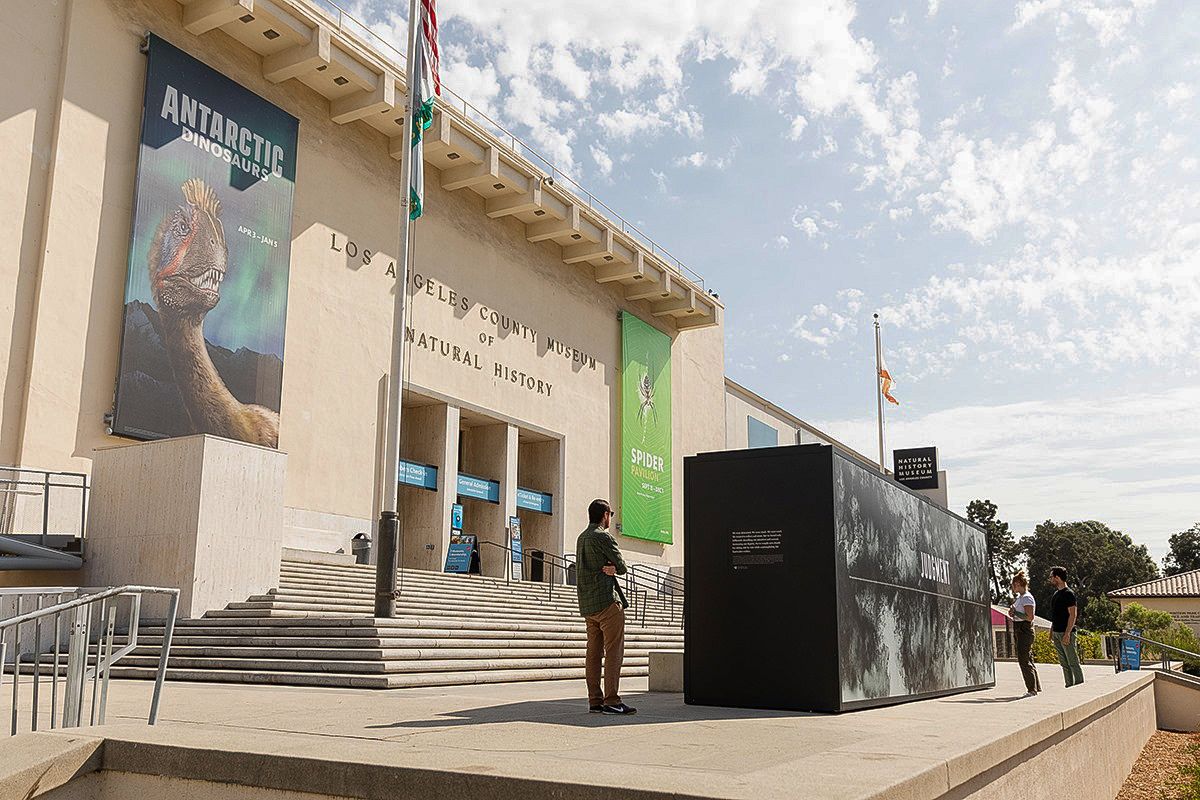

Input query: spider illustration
[637,368,657,425]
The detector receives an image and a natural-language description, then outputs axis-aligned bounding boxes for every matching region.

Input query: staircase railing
[0,466,88,550]
[476,541,576,603]
[1111,631,1200,675]
[624,564,685,629]
[1,586,179,735]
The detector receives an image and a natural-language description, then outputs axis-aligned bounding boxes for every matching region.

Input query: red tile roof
[1109,569,1200,598]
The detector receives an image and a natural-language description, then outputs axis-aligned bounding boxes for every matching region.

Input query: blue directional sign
[1118,630,1142,671]
[516,487,553,514]
[456,473,500,503]
[399,460,437,490]
[445,533,476,574]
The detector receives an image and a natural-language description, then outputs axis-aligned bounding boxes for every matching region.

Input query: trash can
[529,550,545,582]
[351,532,371,564]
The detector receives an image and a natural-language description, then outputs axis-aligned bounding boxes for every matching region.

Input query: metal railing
[477,541,576,603]
[1111,631,1200,675]
[299,0,707,291]
[473,541,684,628]
[1,586,179,735]
[625,564,685,629]
[0,466,88,549]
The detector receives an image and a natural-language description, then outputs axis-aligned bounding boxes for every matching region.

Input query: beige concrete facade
[724,378,838,450]
[0,0,725,575]
[84,434,284,617]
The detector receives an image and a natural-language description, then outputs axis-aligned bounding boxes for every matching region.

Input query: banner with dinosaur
[619,312,673,544]
[113,34,298,448]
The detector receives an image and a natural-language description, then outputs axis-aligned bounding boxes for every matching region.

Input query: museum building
[0,0,879,587]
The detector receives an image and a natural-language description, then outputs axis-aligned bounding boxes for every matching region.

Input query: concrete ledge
[8,666,1157,800]
[281,547,357,567]
[0,733,102,799]
[1155,670,1200,731]
[648,650,683,692]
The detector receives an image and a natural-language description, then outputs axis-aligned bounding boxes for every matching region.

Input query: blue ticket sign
[399,460,438,490]
[1118,630,1141,671]
[516,487,553,514]
[451,503,463,531]
[457,473,500,503]
[445,533,476,574]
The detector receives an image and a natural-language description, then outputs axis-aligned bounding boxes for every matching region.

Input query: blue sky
[357,0,1199,562]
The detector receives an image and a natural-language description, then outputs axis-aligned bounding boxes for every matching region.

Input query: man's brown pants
[584,602,625,706]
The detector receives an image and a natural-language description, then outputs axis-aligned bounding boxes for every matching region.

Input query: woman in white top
[1008,570,1041,697]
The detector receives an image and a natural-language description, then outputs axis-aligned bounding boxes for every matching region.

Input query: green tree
[1165,523,1200,576]
[1020,520,1159,633]
[967,499,1020,604]
[1117,602,1173,632]
[1118,602,1200,666]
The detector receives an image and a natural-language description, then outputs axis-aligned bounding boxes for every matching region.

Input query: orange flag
[879,356,899,406]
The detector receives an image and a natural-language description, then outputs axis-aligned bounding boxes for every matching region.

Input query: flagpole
[874,313,885,474]
[375,0,421,618]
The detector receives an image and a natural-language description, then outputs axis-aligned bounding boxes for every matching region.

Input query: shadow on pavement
[365,694,820,730]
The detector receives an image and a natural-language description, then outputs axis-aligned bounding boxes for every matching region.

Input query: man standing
[576,499,636,715]
[1049,566,1085,687]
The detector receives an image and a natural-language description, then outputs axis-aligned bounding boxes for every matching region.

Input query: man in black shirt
[1049,566,1085,687]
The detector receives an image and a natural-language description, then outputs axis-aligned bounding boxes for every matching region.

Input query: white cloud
[788,115,809,141]
[1163,82,1194,110]
[814,387,1200,559]
[767,234,791,249]
[591,145,613,179]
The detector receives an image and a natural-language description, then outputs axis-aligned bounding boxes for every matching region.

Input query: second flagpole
[375,0,422,619]
[874,312,885,474]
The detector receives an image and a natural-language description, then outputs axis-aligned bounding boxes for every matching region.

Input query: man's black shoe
[589,705,604,713]
[601,703,637,715]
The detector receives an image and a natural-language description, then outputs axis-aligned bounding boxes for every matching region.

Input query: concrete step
[238,599,681,628]
[115,654,651,674]
[222,597,680,624]
[134,631,681,648]
[173,614,684,636]
[276,566,681,601]
[133,644,663,661]
[107,664,649,689]
[277,565,679,603]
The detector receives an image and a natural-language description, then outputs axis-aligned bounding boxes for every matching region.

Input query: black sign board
[893,447,939,490]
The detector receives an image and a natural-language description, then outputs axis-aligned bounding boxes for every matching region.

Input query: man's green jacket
[575,523,627,616]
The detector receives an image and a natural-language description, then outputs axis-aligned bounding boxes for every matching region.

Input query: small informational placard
[1118,630,1142,671]
[509,515,523,567]
[893,447,939,490]
[730,529,784,570]
[451,503,463,531]
[445,532,476,574]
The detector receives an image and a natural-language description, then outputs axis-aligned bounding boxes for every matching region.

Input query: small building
[990,604,1051,658]
[1109,570,1200,638]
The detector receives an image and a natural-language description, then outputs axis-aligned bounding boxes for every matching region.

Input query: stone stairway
[108,554,684,688]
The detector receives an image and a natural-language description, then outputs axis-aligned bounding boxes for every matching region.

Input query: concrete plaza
[6,662,1156,800]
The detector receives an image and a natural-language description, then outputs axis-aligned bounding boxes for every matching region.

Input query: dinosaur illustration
[148,178,280,447]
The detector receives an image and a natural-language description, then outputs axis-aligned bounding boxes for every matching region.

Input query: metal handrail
[1112,631,1200,674]
[1,585,179,735]
[0,466,89,551]
[476,540,574,603]
[298,0,708,291]
[624,565,685,629]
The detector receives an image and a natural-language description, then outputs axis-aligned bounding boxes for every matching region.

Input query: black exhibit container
[684,444,995,712]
